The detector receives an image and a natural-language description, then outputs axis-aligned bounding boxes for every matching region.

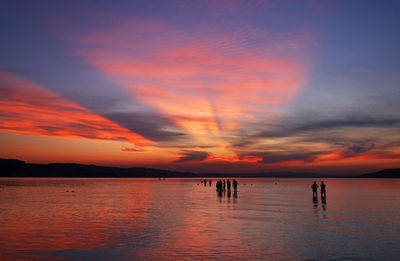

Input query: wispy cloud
[240,151,324,164]
[258,116,400,138]
[121,146,146,152]
[0,71,149,145]
[174,150,210,163]
[75,16,313,159]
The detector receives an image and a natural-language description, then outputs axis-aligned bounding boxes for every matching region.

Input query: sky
[1,0,399,174]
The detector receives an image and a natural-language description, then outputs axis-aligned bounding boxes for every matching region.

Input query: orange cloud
[0,71,149,146]
[316,149,400,162]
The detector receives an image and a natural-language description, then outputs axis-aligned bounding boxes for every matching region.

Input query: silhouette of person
[223,180,226,192]
[216,180,222,192]
[320,181,326,199]
[233,179,238,192]
[227,179,231,192]
[204,179,207,186]
[216,180,223,197]
[209,180,212,186]
[311,181,318,198]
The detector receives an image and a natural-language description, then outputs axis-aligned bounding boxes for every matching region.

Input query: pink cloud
[75,17,314,160]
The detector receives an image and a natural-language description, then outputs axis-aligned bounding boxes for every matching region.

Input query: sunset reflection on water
[0,178,399,260]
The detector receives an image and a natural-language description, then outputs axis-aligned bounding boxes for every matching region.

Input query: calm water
[0,178,399,260]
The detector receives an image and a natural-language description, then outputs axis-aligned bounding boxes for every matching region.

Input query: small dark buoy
[71,190,74,192]
[66,190,69,192]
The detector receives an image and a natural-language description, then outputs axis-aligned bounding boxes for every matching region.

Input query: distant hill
[0,158,318,178]
[0,159,194,178]
[360,168,400,178]
[0,158,398,178]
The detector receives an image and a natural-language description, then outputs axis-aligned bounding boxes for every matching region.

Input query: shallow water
[0,178,399,260]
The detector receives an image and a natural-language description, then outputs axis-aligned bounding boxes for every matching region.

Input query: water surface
[0,178,399,260]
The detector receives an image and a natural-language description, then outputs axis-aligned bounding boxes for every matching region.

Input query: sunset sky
[1,0,399,174]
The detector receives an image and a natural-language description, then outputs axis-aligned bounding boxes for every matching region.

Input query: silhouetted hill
[0,159,318,177]
[0,159,320,178]
[1,159,398,178]
[360,168,400,178]
[0,159,194,178]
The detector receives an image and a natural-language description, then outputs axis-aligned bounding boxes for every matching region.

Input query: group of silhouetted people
[216,179,237,193]
[311,181,326,199]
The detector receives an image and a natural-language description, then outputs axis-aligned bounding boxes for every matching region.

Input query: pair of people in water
[312,181,326,198]
[216,179,238,192]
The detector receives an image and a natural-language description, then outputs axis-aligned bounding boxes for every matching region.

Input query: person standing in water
[227,179,231,192]
[233,179,238,192]
[216,180,222,192]
[311,181,318,198]
[209,180,212,186]
[223,180,226,192]
[320,181,326,198]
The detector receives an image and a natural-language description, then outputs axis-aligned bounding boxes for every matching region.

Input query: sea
[0,178,399,260]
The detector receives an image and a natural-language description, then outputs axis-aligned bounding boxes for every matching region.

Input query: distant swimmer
[227,179,231,192]
[233,179,238,192]
[311,181,318,198]
[320,181,326,199]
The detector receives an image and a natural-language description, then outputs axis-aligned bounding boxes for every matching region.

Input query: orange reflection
[0,179,155,260]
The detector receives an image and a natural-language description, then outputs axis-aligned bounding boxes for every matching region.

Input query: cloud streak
[75,15,313,159]
[174,150,210,163]
[121,146,146,152]
[0,71,149,145]
[240,151,324,164]
[258,116,400,138]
